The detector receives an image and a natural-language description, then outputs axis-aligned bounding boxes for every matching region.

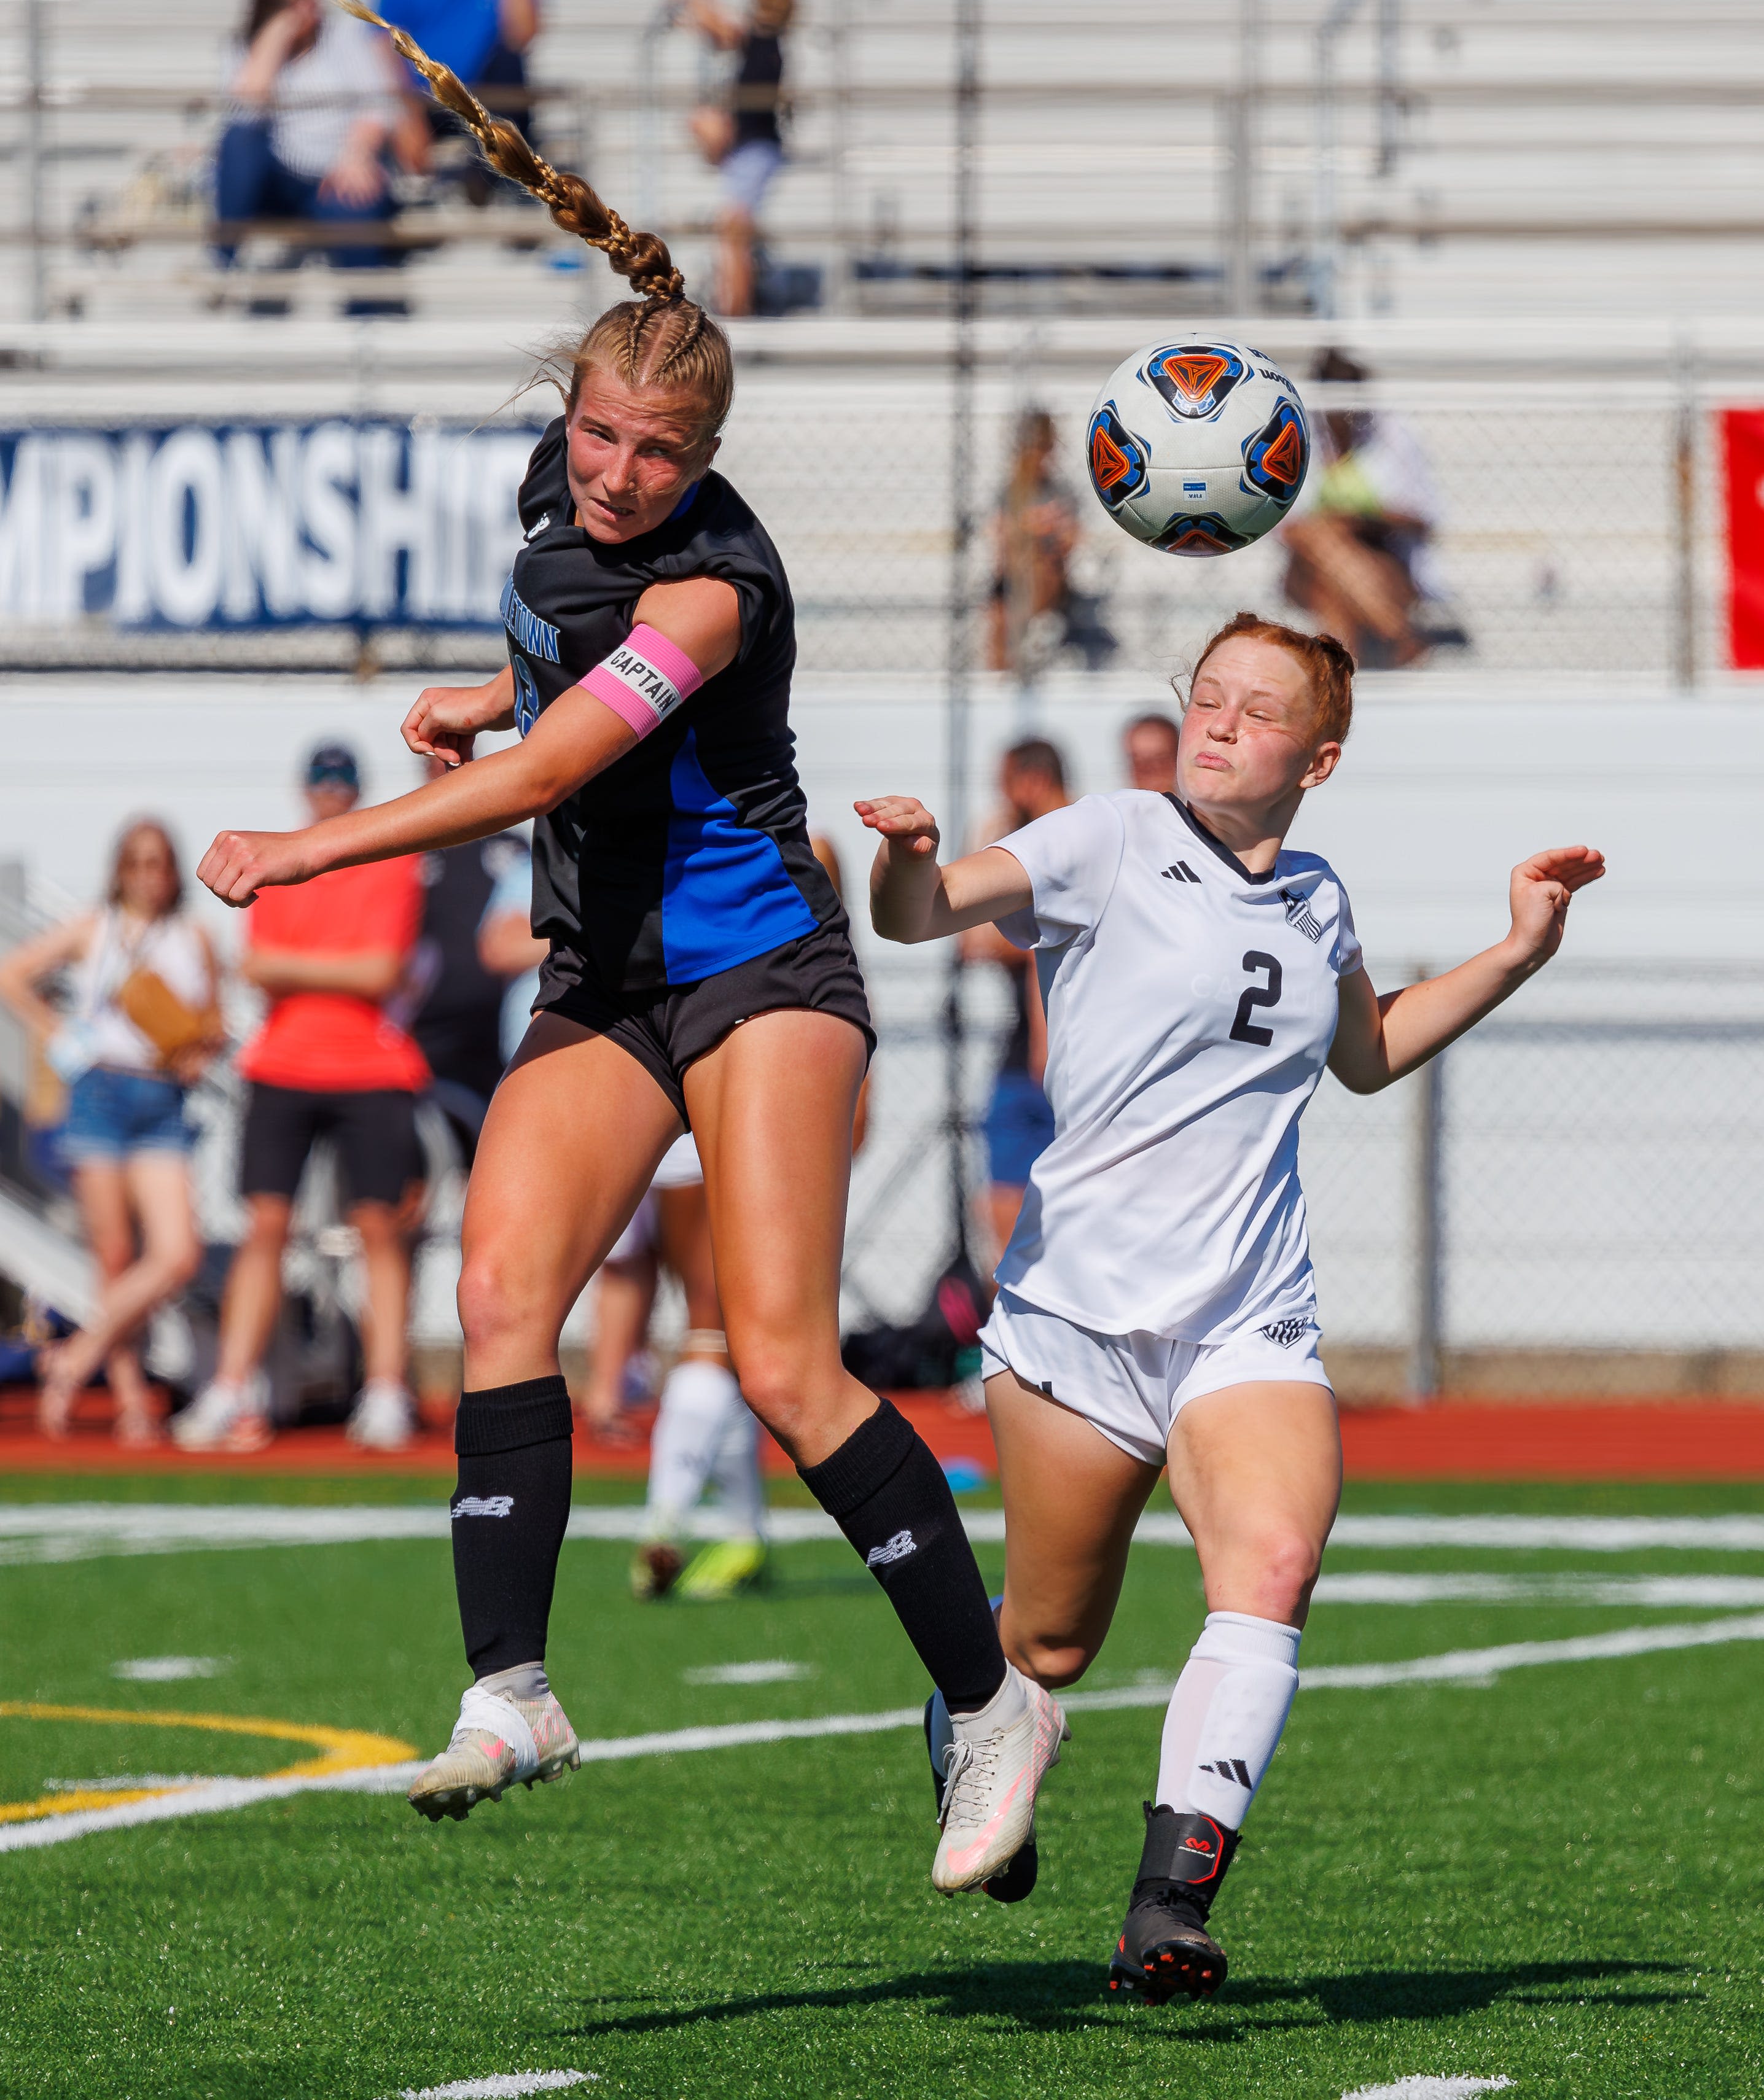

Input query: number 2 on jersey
[1230,951,1282,1046]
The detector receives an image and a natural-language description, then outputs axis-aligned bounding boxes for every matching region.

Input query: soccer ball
[1085,339,1310,556]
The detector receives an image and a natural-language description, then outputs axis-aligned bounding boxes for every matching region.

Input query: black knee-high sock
[451,1375,573,1678]
[800,1397,1007,1714]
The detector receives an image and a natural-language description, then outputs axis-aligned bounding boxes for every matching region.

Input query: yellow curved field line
[0,1701,415,1825]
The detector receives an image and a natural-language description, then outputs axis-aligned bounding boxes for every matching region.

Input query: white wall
[4,667,1760,962]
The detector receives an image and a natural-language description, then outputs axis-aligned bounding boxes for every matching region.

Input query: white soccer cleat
[346,1378,416,1451]
[170,1371,271,1453]
[407,1681,582,1822]
[931,1663,1069,1894]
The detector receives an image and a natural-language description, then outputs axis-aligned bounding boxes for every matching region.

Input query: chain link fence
[724,372,1719,683]
[0,368,1730,679]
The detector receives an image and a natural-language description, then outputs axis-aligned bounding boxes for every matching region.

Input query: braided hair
[340,2,733,431]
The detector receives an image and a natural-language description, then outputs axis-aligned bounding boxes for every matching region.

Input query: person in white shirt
[857,611,1603,1999]
[0,820,221,1444]
[216,0,410,272]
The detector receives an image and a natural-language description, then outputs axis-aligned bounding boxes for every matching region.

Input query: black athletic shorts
[240,1083,425,1208]
[533,918,875,1124]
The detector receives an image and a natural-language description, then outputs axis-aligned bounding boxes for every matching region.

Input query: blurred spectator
[0,820,221,1445]
[1281,348,1467,668]
[687,0,793,317]
[966,739,1069,1262]
[476,835,545,1068]
[381,0,541,204]
[1123,710,1181,794]
[402,778,531,1159]
[987,410,1117,674]
[173,744,428,1454]
[216,0,407,271]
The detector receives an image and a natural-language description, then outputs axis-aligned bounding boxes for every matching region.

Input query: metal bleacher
[0,1,1758,329]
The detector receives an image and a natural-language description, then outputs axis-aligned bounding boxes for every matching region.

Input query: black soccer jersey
[503,417,842,993]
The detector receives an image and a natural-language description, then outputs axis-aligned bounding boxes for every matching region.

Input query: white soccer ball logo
[1086,340,1311,556]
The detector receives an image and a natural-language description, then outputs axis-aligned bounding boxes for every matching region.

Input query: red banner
[1723,408,1764,668]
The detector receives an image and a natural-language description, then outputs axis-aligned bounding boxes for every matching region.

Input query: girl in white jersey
[858,611,1604,2001]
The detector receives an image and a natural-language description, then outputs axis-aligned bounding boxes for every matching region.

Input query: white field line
[1314,1571,1764,1608]
[392,2075,596,2099]
[1343,2080,1513,2100]
[9,1613,1764,1855]
[9,1503,1764,1564]
[0,1760,424,1852]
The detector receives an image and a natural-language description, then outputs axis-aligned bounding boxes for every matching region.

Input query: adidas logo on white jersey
[865,1529,918,1567]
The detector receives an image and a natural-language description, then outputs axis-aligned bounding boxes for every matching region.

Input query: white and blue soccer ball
[1085,339,1310,556]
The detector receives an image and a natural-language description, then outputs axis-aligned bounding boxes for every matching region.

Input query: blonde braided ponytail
[338,1,685,303]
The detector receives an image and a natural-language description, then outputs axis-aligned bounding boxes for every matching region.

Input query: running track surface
[5,1387,1764,1480]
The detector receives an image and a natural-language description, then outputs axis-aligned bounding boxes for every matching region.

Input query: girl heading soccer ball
[198,0,1064,1893]
[859,612,1603,1998]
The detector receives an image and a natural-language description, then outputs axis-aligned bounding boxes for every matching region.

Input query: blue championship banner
[0,421,548,628]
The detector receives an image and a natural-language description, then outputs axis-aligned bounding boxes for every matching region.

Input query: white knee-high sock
[1156,1611,1301,1830]
[645,1359,743,1533]
[708,1391,765,1541]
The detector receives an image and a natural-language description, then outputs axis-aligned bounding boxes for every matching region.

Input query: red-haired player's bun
[1185,612,1354,745]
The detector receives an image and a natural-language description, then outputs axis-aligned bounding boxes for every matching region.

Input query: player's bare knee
[727,1342,813,1437]
[455,1254,536,1356]
[1011,1631,1096,1690]
[1239,1530,1322,1623]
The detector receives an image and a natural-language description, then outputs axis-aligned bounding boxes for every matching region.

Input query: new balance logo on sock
[451,1495,515,1519]
[866,1529,918,1567]
[1161,861,1202,885]
[1280,885,1324,941]
[1198,1757,1254,1789]
[1260,1316,1313,1349]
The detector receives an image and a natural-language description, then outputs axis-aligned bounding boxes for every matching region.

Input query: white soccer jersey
[992,791,1362,1343]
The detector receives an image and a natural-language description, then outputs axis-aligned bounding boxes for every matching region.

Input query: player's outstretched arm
[1329,845,1605,1094]
[856,795,1032,944]
[200,581,741,907]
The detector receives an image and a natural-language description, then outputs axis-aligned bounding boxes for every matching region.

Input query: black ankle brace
[1133,1803,1241,1922]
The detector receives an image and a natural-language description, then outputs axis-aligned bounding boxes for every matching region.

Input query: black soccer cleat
[924,1691,1039,1903]
[1106,1803,1239,2005]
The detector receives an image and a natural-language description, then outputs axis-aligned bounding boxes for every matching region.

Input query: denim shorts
[720,138,784,216]
[61,1065,192,1163]
[983,1068,1056,1189]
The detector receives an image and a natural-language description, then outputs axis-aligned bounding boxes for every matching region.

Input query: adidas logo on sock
[451,1495,515,1519]
[866,1529,918,1567]
[1198,1757,1254,1789]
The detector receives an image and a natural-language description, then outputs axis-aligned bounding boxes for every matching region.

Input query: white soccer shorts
[605,1134,704,1263]
[978,1288,1333,1468]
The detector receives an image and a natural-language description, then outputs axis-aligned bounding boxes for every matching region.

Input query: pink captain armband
[579,623,706,739]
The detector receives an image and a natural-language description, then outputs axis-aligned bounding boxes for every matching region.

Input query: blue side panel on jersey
[662,728,816,981]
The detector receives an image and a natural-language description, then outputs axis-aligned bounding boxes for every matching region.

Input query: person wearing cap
[173,743,429,1452]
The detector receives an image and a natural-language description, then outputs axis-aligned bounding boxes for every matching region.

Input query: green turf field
[3,1477,1762,2100]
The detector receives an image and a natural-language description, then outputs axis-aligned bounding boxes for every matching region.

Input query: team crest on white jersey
[1280,887,1324,942]
[1260,1316,1314,1349]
